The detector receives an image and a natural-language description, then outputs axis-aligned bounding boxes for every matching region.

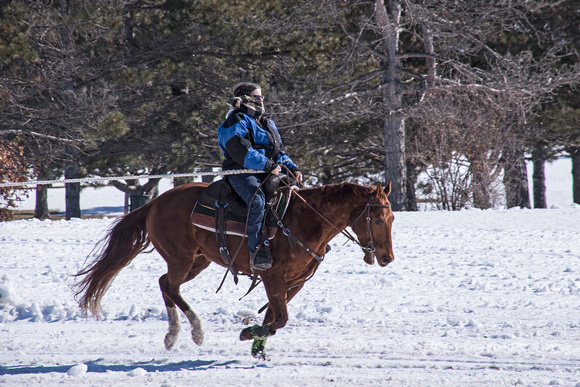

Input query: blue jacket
[218,110,299,173]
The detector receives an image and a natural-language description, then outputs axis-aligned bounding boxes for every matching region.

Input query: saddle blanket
[190,190,291,239]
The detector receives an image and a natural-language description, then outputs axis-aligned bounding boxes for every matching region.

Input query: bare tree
[295,0,580,210]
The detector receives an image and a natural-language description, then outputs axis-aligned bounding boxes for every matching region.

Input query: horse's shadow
[0,358,263,376]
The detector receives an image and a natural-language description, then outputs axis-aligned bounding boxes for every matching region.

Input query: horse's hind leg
[159,255,211,350]
[159,278,182,350]
[182,256,211,345]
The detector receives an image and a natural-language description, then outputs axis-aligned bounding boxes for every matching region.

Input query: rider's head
[233,82,264,105]
[231,82,265,118]
[233,82,261,97]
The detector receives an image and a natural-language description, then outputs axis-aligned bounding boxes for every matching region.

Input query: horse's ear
[376,182,382,194]
[384,181,392,197]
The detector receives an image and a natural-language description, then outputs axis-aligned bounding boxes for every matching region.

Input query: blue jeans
[227,173,266,255]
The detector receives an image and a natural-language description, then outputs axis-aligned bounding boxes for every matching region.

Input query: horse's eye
[374,219,383,226]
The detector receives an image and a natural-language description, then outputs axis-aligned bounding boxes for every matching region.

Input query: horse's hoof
[240,327,253,341]
[191,327,204,346]
[164,333,178,351]
[192,334,203,346]
[240,324,273,341]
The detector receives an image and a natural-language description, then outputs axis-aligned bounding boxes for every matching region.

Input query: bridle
[344,195,391,261]
[221,168,393,298]
[286,187,391,260]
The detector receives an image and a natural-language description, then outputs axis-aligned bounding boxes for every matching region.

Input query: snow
[66,364,88,377]
[1,158,579,386]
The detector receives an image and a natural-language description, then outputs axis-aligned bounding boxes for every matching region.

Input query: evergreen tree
[0,0,127,218]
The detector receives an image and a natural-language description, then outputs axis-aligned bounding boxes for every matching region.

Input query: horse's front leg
[252,284,306,360]
[239,323,275,360]
[239,272,288,360]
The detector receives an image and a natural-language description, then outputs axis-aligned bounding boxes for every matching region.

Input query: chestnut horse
[74,181,395,359]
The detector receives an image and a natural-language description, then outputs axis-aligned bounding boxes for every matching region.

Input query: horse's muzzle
[363,251,394,267]
[378,255,394,267]
[363,251,375,265]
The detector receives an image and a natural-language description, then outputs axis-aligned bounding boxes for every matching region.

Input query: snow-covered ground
[1,158,579,386]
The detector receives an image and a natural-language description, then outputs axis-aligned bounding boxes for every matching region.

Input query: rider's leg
[227,174,271,270]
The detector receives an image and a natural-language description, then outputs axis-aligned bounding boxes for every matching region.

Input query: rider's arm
[265,120,300,173]
[218,112,275,172]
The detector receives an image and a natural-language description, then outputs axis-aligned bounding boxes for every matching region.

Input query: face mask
[227,95,264,118]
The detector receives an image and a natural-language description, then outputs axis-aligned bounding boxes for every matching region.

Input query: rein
[250,179,391,311]
[279,172,391,258]
[224,168,391,302]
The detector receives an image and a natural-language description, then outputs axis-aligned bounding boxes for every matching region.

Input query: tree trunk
[532,146,546,209]
[571,147,580,205]
[34,185,51,219]
[532,158,546,208]
[376,0,406,211]
[405,159,418,211]
[383,116,406,211]
[502,145,531,209]
[124,190,130,214]
[64,158,81,219]
[113,178,160,213]
[470,158,493,209]
[34,168,51,219]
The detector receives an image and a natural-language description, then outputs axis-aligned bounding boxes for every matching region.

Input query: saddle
[190,176,291,240]
[191,175,292,281]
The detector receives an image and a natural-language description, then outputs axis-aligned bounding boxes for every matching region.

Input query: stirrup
[250,248,272,271]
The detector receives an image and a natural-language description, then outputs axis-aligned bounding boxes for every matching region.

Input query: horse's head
[350,182,395,267]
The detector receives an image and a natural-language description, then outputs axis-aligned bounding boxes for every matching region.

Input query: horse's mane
[297,182,375,212]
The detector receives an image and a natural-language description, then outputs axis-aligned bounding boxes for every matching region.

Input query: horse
[74,180,395,359]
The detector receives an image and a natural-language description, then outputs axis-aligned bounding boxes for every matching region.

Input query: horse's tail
[73,202,153,317]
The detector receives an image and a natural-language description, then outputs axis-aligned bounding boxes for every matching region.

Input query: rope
[0,169,262,188]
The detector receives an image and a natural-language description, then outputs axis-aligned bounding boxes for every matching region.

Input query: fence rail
[0,169,261,188]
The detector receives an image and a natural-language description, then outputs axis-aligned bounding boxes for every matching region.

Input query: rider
[218,82,302,271]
